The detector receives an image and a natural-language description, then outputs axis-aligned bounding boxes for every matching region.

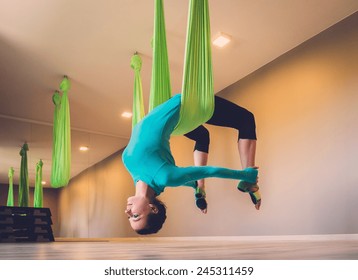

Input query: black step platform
[0,206,55,242]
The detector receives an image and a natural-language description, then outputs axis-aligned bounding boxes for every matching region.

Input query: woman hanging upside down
[122,94,261,235]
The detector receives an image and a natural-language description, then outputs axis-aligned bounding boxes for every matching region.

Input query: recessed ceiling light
[122,112,132,118]
[213,32,231,48]
[79,146,89,151]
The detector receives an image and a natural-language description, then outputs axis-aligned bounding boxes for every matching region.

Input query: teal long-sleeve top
[122,94,257,196]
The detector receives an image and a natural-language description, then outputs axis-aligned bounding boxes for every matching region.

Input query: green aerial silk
[130,54,145,127]
[34,160,44,208]
[131,0,214,134]
[51,76,71,188]
[7,167,14,207]
[149,0,172,112]
[18,143,29,207]
[173,0,214,135]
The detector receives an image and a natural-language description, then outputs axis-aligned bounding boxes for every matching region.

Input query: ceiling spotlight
[79,146,89,151]
[213,32,231,48]
[122,112,133,118]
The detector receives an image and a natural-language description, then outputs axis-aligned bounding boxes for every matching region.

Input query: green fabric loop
[34,159,44,208]
[19,143,29,207]
[52,91,61,105]
[7,167,14,207]
[19,142,29,156]
[8,167,14,178]
[51,78,71,188]
[149,0,172,112]
[173,0,214,135]
[131,54,145,127]
[130,54,142,71]
[131,0,214,135]
[60,76,71,92]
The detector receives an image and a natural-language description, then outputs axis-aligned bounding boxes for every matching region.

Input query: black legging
[184,95,257,153]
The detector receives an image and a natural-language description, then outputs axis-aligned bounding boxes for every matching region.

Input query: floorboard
[1,235,357,260]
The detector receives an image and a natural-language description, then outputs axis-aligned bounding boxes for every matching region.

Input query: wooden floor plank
[1,235,357,260]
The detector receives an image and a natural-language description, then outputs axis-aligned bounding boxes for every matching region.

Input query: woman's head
[125,196,166,235]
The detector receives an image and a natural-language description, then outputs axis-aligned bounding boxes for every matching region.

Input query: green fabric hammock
[131,54,145,127]
[173,0,214,135]
[34,160,44,208]
[7,167,14,207]
[149,0,172,112]
[51,76,71,188]
[131,0,214,134]
[18,143,29,207]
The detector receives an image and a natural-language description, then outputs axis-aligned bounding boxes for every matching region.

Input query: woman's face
[125,196,154,231]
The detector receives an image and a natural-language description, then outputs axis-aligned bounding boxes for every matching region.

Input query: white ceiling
[0,0,357,187]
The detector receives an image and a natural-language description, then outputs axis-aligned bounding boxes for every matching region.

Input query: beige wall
[57,12,358,237]
[57,150,136,237]
[215,12,358,235]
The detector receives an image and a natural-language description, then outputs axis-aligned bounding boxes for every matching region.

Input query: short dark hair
[136,198,167,235]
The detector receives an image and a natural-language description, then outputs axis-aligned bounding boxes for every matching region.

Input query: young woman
[122,94,260,235]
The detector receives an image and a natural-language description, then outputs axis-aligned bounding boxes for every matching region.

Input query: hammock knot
[20,143,29,156]
[8,167,14,178]
[52,91,61,106]
[130,54,142,71]
[60,76,71,92]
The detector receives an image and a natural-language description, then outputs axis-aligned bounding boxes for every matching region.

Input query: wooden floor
[1,235,358,260]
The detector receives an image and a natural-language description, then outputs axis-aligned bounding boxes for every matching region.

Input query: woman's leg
[207,96,261,209]
[193,150,208,213]
[238,139,261,209]
[207,95,257,168]
[184,125,209,190]
[184,126,210,212]
[194,150,208,188]
[185,96,261,209]
[238,139,256,168]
